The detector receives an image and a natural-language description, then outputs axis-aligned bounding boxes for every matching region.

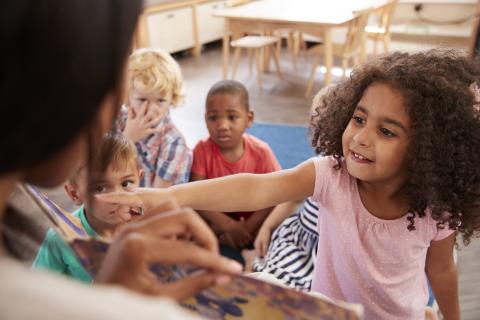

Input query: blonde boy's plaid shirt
[117,106,192,187]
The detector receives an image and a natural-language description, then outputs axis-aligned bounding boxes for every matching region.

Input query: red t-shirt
[191,134,281,219]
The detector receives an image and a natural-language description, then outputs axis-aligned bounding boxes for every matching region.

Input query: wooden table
[214,0,385,86]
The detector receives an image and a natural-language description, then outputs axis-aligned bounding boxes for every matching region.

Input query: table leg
[262,30,272,72]
[222,20,230,79]
[134,14,149,49]
[324,28,333,85]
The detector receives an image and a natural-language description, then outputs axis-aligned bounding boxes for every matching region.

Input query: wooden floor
[171,41,480,319]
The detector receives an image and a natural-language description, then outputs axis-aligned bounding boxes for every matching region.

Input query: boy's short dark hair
[206,80,250,110]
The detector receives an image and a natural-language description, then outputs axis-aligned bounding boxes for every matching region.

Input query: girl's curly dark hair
[310,49,480,245]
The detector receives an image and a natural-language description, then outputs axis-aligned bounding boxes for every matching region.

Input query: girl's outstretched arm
[97,159,316,214]
[425,233,460,320]
[170,159,315,212]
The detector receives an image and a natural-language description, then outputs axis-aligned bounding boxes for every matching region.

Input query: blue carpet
[247,122,315,169]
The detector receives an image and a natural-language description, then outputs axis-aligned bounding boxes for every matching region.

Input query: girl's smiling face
[342,82,411,188]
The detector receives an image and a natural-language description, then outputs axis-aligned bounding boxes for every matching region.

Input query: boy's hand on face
[123,102,163,143]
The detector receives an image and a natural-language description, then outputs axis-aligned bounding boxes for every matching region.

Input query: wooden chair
[226,0,282,89]
[271,29,310,72]
[469,3,480,58]
[305,8,372,96]
[364,0,398,55]
[230,35,282,89]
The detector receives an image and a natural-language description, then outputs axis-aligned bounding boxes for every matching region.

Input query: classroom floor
[170,39,480,319]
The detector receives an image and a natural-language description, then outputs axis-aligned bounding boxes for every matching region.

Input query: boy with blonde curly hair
[117,48,191,188]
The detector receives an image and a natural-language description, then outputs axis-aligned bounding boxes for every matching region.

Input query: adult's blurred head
[0,0,143,186]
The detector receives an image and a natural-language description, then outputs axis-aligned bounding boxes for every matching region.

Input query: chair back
[342,8,372,56]
[376,0,399,35]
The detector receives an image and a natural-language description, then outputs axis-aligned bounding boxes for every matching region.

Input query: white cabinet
[146,6,195,53]
[196,0,226,44]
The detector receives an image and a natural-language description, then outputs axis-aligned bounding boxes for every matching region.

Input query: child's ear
[246,110,254,128]
[138,169,144,180]
[64,184,83,206]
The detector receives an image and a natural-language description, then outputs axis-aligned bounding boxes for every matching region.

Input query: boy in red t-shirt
[190,80,281,264]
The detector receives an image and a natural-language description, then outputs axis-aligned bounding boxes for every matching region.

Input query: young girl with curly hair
[101,49,480,319]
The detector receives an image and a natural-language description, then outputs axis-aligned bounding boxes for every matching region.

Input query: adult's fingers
[125,233,242,274]
[121,209,220,253]
[97,231,242,296]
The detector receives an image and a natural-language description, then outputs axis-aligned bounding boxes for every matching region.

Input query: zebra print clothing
[252,198,319,291]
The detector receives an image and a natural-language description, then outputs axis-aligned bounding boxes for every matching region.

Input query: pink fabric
[310,157,454,320]
[191,134,281,219]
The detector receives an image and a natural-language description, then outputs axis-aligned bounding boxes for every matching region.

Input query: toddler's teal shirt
[32,207,96,283]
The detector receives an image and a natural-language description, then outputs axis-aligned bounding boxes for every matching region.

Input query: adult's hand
[95,198,243,300]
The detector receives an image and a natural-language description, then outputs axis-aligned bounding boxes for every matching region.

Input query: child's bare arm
[152,177,173,189]
[425,233,459,320]
[97,160,316,216]
[190,172,240,235]
[172,160,316,213]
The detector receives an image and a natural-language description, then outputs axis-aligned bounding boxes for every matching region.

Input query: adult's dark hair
[0,0,142,174]
[310,49,480,244]
[206,80,250,110]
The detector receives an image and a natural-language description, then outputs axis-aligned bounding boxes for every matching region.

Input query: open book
[22,184,363,320]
